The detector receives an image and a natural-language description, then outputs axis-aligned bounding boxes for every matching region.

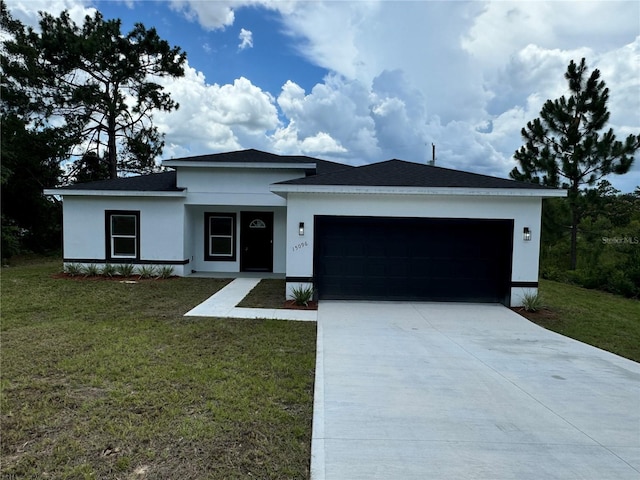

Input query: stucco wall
[178,167,301,206]
[284,193,543,306]
[62,196,188,275]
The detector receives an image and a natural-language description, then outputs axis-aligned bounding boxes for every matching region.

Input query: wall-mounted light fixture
[299,222,305,236]
[523,227,531,241]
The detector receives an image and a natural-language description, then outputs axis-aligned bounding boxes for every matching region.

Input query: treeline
[540,181,640,298]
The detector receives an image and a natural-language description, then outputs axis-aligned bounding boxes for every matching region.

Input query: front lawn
[0,260,316,479]
[518,279,640,362]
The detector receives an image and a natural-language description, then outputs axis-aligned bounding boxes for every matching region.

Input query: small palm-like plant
[138,265,157,279]
[522,291,543,312]
[64,263,82,276]
[116,263,135,277]
[290,285,314,306]
[83,263,100,277]
[101,263,117,277]
[158,265,174,279]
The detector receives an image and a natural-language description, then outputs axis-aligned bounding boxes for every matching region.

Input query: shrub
[116,263,135,277]
[83,263,100,277]
[158,265,174,279]
[101,263,117,277]
[290,284,314,306]
[64,263,83,276]
[138,265,157,279]
[521,291,543,312]
[1,216,23,260]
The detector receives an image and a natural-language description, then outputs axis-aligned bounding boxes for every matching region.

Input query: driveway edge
[310,313,325,479]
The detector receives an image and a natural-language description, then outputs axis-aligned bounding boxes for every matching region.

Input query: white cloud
[4,0,96,28]
[169,0,296,31]
[238,28,253,50]
[169,0,236,31]
[154,64,280,156]
[301,132,347,154]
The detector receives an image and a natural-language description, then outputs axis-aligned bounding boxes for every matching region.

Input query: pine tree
[1,4,187,179]
[510,58,639,270]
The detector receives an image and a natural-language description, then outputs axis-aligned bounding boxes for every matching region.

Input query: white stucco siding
[178,168,302,206]
[62,196,186,269]
[284,193,543,306]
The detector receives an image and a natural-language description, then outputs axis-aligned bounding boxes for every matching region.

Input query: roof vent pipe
[430,143,436,166]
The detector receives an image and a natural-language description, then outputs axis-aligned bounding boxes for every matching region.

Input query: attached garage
[314,216,513,304]
[272,158,566,308]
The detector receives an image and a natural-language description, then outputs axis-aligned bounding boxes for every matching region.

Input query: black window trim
[105,210,141,261]
[204,212,237,261]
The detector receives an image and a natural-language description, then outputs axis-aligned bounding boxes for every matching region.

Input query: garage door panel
[314,216,513,304]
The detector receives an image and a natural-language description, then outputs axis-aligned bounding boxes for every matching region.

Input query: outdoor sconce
[523,227,531,241]
[299,222,305,236]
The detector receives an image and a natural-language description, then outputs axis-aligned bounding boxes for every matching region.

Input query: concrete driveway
[311,301,640,479]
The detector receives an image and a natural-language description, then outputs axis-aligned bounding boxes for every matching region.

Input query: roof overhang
[162,160,317,170]
[43,189,187,197]
[269,184,567,198]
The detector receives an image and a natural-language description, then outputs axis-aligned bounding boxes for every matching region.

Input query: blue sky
[95,1,327,96]
[6,0,640,192]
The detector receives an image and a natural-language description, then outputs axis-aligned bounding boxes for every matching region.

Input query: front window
[106,211,140,260]
[205,213,236,261]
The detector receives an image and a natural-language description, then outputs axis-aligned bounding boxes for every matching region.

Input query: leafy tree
[1,114,64,255]
[2,4,187,179]
[510,58,640,269]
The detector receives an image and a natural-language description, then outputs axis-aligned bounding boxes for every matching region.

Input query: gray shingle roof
[165,148,352,175]
[55,151,556,192]
[56,171,181,192]
[276,159,556,189]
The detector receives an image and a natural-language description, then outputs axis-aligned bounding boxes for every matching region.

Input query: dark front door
[240,211,273,272]
[314,216,513,305]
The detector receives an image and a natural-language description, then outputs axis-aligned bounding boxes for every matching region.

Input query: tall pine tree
[510,58,639,270]
[1,4,187,179]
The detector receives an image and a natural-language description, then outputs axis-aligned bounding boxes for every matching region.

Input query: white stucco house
[45,149,565,307]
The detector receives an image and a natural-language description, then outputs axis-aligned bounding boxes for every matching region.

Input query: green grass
[524,279,640,362]
[1,260,316,479]
[237,279,286,309]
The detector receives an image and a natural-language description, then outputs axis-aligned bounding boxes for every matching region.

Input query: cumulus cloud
[4,0,96,27]
[238,28,253,50]
[169,0,237,30]
[169,0,295,31]
[154,63,280,156]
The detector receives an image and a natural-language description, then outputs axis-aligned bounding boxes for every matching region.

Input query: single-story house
[45,149,566,307]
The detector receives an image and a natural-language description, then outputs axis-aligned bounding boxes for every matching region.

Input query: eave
[43,189,187,197]
[269,184,567,198]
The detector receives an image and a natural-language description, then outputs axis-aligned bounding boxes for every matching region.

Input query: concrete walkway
[184,277,317,321]
[312,301,640,479]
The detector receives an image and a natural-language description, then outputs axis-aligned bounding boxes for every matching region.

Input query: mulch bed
[283,300,318,311]
[51,273,176,282]
[510,306,558,323]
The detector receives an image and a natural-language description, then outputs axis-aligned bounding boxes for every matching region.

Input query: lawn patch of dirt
[511,306,559,324]
[283,299,318,310]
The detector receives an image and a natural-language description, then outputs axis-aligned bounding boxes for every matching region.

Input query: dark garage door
[314,216,513,304]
